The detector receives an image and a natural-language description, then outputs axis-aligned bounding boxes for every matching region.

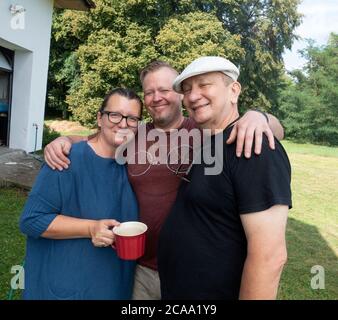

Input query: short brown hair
[139,60,178,85]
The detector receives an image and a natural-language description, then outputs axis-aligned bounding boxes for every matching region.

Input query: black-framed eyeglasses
[100,111,141,128]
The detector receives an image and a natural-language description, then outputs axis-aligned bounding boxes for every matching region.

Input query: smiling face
[97,94,142,148]
[181,72,241,131]
[142,67,183,129]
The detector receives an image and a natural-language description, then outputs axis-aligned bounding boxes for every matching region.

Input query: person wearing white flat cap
[173,56,241,91]
[158,56,292,300]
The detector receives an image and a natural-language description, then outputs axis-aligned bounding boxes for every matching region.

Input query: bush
[42,124,60,148]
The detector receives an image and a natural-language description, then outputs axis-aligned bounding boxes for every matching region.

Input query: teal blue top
[20,141,138,300]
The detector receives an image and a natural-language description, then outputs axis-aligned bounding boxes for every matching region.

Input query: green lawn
[0,140,337,300]
[281,140,338,158]
[278,140,338,300]
[0,188,27,300]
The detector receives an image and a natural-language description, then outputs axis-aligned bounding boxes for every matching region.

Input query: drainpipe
[31,123,43,163]
[32,123,38,153]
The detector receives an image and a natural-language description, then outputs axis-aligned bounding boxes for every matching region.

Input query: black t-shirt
[158,126,292,300]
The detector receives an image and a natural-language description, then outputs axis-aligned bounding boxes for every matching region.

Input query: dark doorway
[0,47,14,146]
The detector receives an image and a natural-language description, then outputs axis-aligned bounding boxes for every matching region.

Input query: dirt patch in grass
[45,120,88,133]
[45,119,95,136]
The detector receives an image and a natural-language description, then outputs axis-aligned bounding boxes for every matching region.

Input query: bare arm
[239,205,288,299]
[227,110,285,158]
[44,135,88,170]
[41,215,120,247]
[267,113,284,140]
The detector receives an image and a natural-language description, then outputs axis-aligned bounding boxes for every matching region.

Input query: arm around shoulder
[44,135,89,171]
[267,113,284,140]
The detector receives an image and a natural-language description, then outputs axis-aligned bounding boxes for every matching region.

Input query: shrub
[42,124,60,148]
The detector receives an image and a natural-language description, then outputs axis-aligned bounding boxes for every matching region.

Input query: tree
[278,33,338,146]
[48,0,302,125]
[47,9,89,119]
[156,12,244,70]
[67,25,157,126]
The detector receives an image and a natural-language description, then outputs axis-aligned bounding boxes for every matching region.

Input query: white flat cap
[173,56,240,93]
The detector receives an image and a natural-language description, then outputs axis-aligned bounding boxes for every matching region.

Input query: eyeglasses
[100,111,141,128]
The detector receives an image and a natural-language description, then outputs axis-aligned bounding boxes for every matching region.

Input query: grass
[0,187,27,300]
[281,140,338,158]
[58,129,94,136]
[277,141,338,300]
[0,140,337,300]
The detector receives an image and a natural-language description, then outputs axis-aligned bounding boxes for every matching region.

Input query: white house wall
[10,51,33,150]
[0,0,54,152]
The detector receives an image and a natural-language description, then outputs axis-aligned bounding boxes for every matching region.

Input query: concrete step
[0,147,43,189]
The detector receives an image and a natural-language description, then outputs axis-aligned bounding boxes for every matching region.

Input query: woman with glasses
[20,88,142,300]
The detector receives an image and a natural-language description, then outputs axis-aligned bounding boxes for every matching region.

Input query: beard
[151,107,181,128]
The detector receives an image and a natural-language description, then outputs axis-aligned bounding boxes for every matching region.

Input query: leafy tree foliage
[156,12,245,70]
[278,33,338,146]
[47,0,301,125]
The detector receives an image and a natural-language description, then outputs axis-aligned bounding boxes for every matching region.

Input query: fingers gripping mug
[112,222,147,260]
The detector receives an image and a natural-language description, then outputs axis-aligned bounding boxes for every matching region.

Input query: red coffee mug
[112,222,147,260]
